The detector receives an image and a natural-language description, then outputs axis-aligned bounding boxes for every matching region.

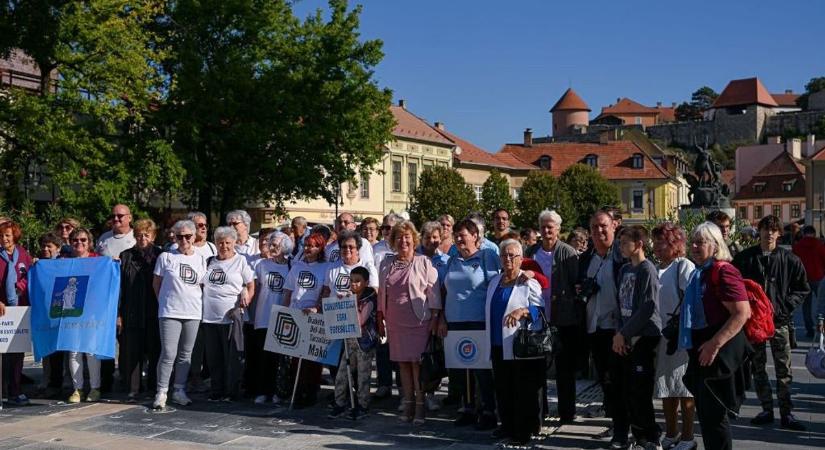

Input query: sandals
[398,400,414,423]
[413,400,426,425]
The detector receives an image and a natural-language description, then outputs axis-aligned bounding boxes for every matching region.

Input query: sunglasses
[380,225,392,231]
[72,238,88,243]
[110,213,129,220]
[228,222,243,227]
[195,223,207,228]
[59,224,74,230]
[176,234,194,240]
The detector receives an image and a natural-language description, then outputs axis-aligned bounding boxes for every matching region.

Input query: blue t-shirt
[431,251,450,280]
[481,238,500,255]
[442,248,501,323]
[489,285,513,347]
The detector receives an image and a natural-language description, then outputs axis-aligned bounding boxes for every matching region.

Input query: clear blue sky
[294,0,825,152]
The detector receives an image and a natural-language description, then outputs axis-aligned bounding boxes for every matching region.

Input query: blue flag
[28,257,120,360]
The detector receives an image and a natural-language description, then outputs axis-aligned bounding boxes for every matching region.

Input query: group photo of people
[1,203,823,450]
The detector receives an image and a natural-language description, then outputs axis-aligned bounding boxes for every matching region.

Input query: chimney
[616,98,621,104]
[398,99,406,109]
[671,102,676,108]
[434,121,445,131]
[767,136,782,144]
[656,101,662,108]
[807,134,817,157]
[523,128,533,147]
[786,138,801,159]
[785,89,793,94]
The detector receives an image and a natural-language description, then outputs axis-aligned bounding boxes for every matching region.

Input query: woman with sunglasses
[65,228,101,403]
[54,217,80,257]
[151,220,207,409]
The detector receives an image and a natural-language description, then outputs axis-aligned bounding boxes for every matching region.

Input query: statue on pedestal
[683,144,730,208]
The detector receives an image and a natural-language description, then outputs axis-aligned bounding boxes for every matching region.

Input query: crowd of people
[1,204,823,450]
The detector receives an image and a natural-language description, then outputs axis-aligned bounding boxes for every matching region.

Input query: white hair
[691,221,732,262]
[226,210,251,227]
[187,211,207,222]
[267,231,294,255]
[172,220,196,235]
[538,209,562,227]
[499,238,523,255]
[213,226,238,242]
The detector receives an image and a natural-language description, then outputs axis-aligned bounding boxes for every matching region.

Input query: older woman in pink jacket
[0,221,33,406]
[377,221,440,425]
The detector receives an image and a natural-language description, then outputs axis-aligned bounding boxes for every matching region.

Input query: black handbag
[420,335,447,390]
[513,308,555,359]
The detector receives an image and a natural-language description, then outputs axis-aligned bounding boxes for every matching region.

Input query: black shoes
[491,427,511,440]
[475,414,498,431]
[454,412,477,427]
[780,414,807,431]
[750,410,774,425]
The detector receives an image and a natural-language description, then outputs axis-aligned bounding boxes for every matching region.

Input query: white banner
[0,306,32,354]
[322,295,361,340]
[263,305,342,365]
[444,329,491,369]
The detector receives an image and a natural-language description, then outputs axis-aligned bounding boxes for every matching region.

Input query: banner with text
[322,295,361,340]
[264,305,342,366]
[444,330,491,369]
[0,306,32,353]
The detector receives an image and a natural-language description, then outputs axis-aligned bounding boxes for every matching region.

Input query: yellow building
[281,100,458,224]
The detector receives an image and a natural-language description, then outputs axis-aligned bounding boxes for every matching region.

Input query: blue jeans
[803,280,821,333]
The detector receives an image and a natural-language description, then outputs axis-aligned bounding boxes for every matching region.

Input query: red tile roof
[733,152,805,200]
[656,106,676,122]
[389,105,454,146]
[436,128,535,170]
[712,77,778,108]
[498,141,670,180]
[807,143,825,161]
[550,88,591,112]
[771,93,800,107]
[599,98,659,115]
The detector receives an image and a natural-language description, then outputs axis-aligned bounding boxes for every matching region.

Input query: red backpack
[710,261,775,344]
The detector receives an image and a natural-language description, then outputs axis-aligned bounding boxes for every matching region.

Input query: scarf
[0,246,19,306]
[678,259,713,350]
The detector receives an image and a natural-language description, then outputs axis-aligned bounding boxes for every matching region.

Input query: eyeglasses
[195,223,207,228]
[340,245,358,250]
[229,221,243,227]
[110,213,129,220]
[71,238,88,243]
[380,225,392,231]
[176,234,194,240]
[59,224,74,230]
[502,253,522,260]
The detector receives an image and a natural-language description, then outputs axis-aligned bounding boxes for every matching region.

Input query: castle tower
[550,88,591,137]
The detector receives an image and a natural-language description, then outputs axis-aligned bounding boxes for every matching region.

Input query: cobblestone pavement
[1,324,823,449]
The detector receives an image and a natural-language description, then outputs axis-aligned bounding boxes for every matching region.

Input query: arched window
[539,155,551,170]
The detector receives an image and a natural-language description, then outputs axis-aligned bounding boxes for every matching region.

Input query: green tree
[513,171,572,231]
[796,76,825,109]
[409,166,477,226]
[559,164,620,229]
[674,86,719,121]
[0,1,184,225]
[160,0,394,221]
[479,169,515,227]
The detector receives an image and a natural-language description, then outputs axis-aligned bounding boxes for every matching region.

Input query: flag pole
[0,352,4,410]
[344,342,356,410]
[289,357,302,410]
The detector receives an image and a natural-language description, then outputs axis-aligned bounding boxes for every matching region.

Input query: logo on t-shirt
[208,269,226,285]
[329,249,340,262]
[273,312,299,347]
[297,271,316,289]
[267,272,284,292]
[334,273,351,291]
[471,263,480,270]
[179,264,198,285]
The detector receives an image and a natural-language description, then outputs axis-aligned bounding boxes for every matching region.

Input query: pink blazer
[378,253,441,321]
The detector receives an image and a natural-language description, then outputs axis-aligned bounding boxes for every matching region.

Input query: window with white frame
[772,204,781,218]
[392,161,402,192]
[791,203,801,218]
[360,174,369,199]
[408,162,418,193]
[474,185,483,202]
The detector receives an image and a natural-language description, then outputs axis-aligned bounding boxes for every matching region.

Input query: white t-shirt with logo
[202,253,255,324]
[153,250,208,320]
[284,260,328,310]
[97,229,137,258]
[171,241,217,259]
[325,241,374,265]
[253,259,291,329]
[323,259,379,297]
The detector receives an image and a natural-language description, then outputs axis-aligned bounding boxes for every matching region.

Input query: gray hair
[291,216,307,227]
[538,209,562,226]
[226,210,251,227]
[691,221,732,262]
[172,220,196,235]
[499,238,522,256]
[337,230,362,250]
[187,211,207,222]
[466,212,486,234]
[267,230,294,255]
[213,226,238,242]
[421,221,443,237]
[383,213,403,226]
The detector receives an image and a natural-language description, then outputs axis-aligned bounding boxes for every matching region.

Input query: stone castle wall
[765,110,825,136]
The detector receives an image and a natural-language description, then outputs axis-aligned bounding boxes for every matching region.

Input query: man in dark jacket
[732,215,809,431]
[525,209,579,423]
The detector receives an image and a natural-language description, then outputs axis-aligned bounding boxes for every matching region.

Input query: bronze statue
[683,144,730,208]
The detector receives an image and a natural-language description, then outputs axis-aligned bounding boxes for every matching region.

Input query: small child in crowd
[328,266,378,420]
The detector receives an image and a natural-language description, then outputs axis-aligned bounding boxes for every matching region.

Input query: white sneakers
[153,391,167,409]
[171,389,192,406]
[254,395,267,405]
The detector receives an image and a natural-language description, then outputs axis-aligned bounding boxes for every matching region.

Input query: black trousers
[449,367,496,415]
[588,328,617,418]
[611,336,660,443]
[120,323,161,393]
[202,323,243,398]
[247,328,279,397]
[189,323,207,380]
[554,325,580,420]
[686,349,733,450]
[47,351,65,389]
[492,347,544,442]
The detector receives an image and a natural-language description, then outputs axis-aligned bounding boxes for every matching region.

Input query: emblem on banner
[49,276,89,318]
[456,337,479,364]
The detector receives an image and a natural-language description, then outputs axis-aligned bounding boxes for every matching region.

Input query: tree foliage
[796,76,825,110]
[675,86,719,121]
[559,164,620,229]
[160,0,395,221]
[479,169,515,227]
[513,171,572,231]
[409,166,477,227]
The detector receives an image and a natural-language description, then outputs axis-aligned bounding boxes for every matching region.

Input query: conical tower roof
[550,88,591,112]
